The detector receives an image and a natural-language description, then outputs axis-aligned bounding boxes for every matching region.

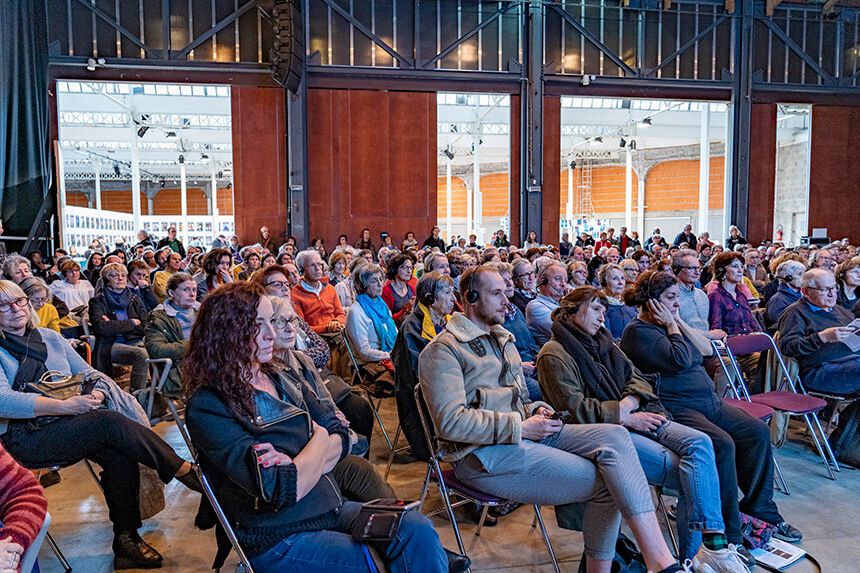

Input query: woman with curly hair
[183,282,454,573]
[381,253,416,323]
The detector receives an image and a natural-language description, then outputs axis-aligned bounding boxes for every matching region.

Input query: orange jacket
[291,282,346,333]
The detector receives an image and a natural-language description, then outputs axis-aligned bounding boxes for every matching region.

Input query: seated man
[778,268,860,397]
[525,261,567,346]
[672,250,726,340]
[152,252,183,302]
[291,249,346,334]
[418,266,688,573]
[126,260,159,312]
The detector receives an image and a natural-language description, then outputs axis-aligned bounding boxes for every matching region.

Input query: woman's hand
[253,443,293,468]
[0,536,23,573]
[646,299,675,328]
[58,394,102,415]
[622,412,666,433]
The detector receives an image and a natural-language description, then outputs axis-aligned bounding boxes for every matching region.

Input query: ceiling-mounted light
[113,162,121,177]
[86,57,105,72]
[592,136,603,144]
[442,148,455,161]
[165,131,177,139]
[201,154,210,163]
[137,126,149,138]
[619,137,627,148]
[178,155,185,164]
[639,117,652,128]
[569,160,577,170]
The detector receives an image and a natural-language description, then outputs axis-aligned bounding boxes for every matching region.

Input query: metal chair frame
[341,330,394,451]
[145,358,180,423]
[413,384,560,573]
[713,334,838,481]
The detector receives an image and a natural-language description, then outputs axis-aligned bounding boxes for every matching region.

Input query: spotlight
[165,131,177,139]
[630,140,637,150]
[619,138,627,148]
[639,117,652,128]
[112,162,121,177]
[201,154,210,163]
[443,148,455,161]
[569,160,577,170]
[86,57,105,72]
[178,155,185,164]
[592,136,603,144]
[137,126,149,138]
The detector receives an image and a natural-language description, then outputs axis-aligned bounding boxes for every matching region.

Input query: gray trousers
[110,341,149,391]
[453,423,654,560]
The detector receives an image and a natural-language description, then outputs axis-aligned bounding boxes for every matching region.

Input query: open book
[750,538,807,570]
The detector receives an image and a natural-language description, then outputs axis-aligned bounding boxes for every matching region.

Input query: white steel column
[566,162,574,224]
[471,129,481,241]
[211,166,219,241]
[445,160,452,241]
[625,147,633,232]
[93,164,102,211]
[129,124,141,231]
[637,179,645,237]
[180,163,188,246]
[698,103,711,235]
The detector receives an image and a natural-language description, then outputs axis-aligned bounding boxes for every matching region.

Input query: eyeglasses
[809,286,838,294]
[677,265,701,272]
[266,280,289,289]
[273,317,295,330]
[0,297,29,313]
[515,271,536,279]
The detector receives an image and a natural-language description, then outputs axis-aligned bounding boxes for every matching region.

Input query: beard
[474,303,505,327]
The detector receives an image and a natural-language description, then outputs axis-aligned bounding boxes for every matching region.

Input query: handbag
[20,371,100,428]
[577,532,646,573]
[358,362,396,398]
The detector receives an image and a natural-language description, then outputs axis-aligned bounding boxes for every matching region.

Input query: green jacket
[536,338,659,426]
[144,308,187,396]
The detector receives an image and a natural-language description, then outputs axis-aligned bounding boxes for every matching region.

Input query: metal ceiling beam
[71,0,160,59]
[760,16,836,85]
[421,2,519,69]
[646,16,728,78]
[173,0,257,59]
[319,0,413,68]
[549,3,637,77]
[766,0,783,17]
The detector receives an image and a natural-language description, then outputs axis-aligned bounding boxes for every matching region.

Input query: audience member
[809,248,836,273]
[559,233,572,258]
[672,250,725,340]
[327,251,349,286]
[725,226,747,252]
[235,249,261,282]
[509,259,536,313]
[419,266,688,573]
[89,263,149,391]
[354,228,376,258]
[525,261,568,346]
[0,281,202,569]
[335,257,365,311]
[1,256,31,285]
[599,263,636,340]
[619,258,640,287]
[422,226,446,251]
[835,258,860,311]
[537,287,749,569]
[183,283,452,573]
[344,264,396,368]
[0,442,48,573]
[382,253,416,324]
[156,227,186,258]
[401,231,418,251]
[743,249,767,293]
[49,258,94,322]
[764,260,805,328]
[567,260,588,289]
[674,224,697,248]
[196,248,234,300]
[152,252,183,303]
[126,260,159,312]
[644,229,668,252]
[523,230,541,250]
[594,231,612,251]
[19,278,66,333]
[620,271,801,548]
[292,250,346,334]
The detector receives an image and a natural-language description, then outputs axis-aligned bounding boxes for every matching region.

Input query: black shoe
[463,502,498,527]
[444,548,471,573]
[38,470,61,489]
[176,464,203,493]
[774,521,802,543]
[113,531,163,569]
[736,544,756,568]
[194,494,217,530]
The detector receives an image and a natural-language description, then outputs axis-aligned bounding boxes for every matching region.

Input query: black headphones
[539,274,549,287]
[465,270,480,304]
[421,288,436,306]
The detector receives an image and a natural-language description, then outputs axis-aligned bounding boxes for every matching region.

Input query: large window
[773,105,811,246]
[57,81,234,254]
[437,93,511,244]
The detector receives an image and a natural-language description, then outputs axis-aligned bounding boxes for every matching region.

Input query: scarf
[418,302,449,341]
[550,320,629,402]
[0,328,49,391]
[356,294,397,352]
[104,287,134,312]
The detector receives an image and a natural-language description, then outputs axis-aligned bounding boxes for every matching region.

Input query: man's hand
[621,412,666,432]
[326,320,342,333]
[819,326,853,343]
[521,412,562,440]
[707,329,728,340]
[522,361,536,376]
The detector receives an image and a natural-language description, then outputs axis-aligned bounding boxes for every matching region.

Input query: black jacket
[185,362,349,557]
[391,305,434,461]
[88,290,148,376]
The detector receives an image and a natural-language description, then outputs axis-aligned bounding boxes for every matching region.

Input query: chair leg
[433,462,467,557]
[83,460,104,492]
[367,395,393,450]
[418,464,433,511]
[384,425,402,480]
[533,506,561,573]
[773,455,790,495]
[45,532,73,572]
[805,413,839,478]
[655,490,679,558]
[474,505,490,537]
[199,472,255,573]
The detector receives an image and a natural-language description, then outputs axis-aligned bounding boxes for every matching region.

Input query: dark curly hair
[202,248,232,276]
[622,270,678,307]
[385,253,413,281]
[182,282,275,420]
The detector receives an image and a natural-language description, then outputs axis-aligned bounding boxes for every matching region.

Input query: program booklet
[750,538,807,570]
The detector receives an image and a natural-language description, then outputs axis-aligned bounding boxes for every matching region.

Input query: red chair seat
[750,391,827,415]
[723,398,774,421]
[432,469,505,504]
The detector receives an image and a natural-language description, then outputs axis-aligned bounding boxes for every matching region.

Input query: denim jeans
[248,501,447,573]
[629,421,724,560]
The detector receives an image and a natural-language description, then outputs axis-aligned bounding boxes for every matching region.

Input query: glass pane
[773,104,811,247]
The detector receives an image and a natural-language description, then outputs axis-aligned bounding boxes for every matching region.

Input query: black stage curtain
[0,0,50,247]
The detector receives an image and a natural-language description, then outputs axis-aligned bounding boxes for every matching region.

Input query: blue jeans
[629,421,724,560]
[249,501,447,573]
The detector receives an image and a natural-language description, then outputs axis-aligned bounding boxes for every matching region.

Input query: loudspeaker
[270,0,304,93]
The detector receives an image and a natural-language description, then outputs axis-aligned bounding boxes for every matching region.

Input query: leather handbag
[21,371,100,427]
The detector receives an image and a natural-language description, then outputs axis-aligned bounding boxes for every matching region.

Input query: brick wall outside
[63,187,235,216]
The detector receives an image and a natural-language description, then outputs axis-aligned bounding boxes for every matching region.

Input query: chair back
[710,339,750,400]
[726,332,801,395]
[413,383,444,461]
[724,333,772,356]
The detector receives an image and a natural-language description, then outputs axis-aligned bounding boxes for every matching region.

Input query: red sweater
[291,282,346,334]
[0,445,47,551]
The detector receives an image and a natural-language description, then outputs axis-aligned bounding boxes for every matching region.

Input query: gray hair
[2,255,30,280]
[536,260,566,284]
[598,263,624,287]
[18,277,51,302]
[809,249,833,268]
[423,252,448,272]
[352,263,384,295]
[416,271,454,306]
[775,260,805,281]
[482,261,514,276]
[671,249,698,273]
[511,258,533,279]
[295,249,321,272]
[801,268,834,289]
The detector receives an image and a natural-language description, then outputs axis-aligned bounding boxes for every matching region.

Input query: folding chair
[342,331,395,451]
[413,384,561,573]
[653,486,679,557]
[144,358,182,423]
[716,334,838,481]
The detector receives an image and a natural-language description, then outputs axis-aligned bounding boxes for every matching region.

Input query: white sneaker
[693,544,750,573]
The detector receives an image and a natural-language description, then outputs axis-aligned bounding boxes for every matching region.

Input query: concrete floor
[36,398,853,573]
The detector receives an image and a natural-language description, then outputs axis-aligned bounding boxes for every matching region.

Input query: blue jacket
[503,305,540,363]
[765,282,801,329]
[605,304,637,341]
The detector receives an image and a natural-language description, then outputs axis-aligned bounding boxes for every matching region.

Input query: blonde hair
[0,280,40,329]
[100,262,127,280]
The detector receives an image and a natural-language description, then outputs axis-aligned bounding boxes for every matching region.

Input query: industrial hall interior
[3,0,860,572]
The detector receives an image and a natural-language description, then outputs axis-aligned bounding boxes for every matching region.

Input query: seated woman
[567,260,589,289]
[327,251,349,286]
[381,253,416,324]
[89,263,150,391]
[83,252,104,288]
[49,258,94,323]
[537,287,748,570]
[599,263,637,340]
[0,442,48,573]
[633,250,653,274]
[835,258,860,311]
[619,271,802,549]
[0,280,202,569]
[127,260,160,312]
[2,256,32,285]
[234,248,261,281]
[391,271,455,462]
[183,282,454,573]
[345,264,397,396]
[619,259,640,289]
[195,248,233,301]
[18,277,76,334]
[145,273,199,400]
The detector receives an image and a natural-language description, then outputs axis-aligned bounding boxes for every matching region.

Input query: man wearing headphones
[525,261,569,346]
[764,260,805,328]
[672,249,727,341]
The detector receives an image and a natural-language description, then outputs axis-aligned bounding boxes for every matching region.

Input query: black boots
[113,531,163,569]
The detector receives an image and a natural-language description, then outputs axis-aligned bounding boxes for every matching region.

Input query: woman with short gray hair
[2,256,32,285]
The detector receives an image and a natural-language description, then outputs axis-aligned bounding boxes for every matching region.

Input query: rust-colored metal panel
[542,96,561,246]
[747,103,777,246]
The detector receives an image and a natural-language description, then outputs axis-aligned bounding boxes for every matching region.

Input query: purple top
[708,282,761,335]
